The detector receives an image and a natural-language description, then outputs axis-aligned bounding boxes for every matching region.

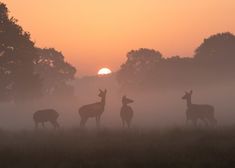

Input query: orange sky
[2,0,235,76]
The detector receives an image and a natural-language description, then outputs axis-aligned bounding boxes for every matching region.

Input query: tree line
[117,32,235,90]
[0,2,76,102]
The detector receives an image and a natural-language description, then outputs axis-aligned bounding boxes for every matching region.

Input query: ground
[0,127,235,168]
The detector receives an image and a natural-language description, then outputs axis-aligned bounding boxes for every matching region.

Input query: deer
[182,90,217,127]
[79,89,107,127]
[120,95,134,128]
[33,109,60,129]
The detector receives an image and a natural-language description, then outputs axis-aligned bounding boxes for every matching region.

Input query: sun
[98,68,112,75]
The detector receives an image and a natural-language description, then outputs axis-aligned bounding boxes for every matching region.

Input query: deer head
[182,90,193,100]
[98,89,107,98]
[122,95,134,105]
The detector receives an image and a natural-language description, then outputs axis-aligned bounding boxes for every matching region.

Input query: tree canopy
[0,2,41,101]
[35,48,76,97]
[0,2,77,102]
[117,48,162,88]
[195,32,235,63]
[117,33,235,90]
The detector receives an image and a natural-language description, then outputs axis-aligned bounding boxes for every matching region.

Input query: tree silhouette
[117,48,162,88]
[195,32,235,63]
[117,32,235,90]
[193,32,235,81]
[0,2,42,102]
[0,2,77,102]
[35,48,76,97]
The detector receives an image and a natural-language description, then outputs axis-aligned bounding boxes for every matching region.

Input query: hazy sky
[2,0,235,76]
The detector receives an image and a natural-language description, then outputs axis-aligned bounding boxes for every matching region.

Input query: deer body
[79,89,107,127]
[120,96,134,128]
[183,91,217,126]
[33,109,60,129]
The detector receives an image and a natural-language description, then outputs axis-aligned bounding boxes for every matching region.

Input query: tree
[117,48,162,88]
[35,48,76,97]
[0,2,42,102]
[195,32,235,63]
[194,32,235,81]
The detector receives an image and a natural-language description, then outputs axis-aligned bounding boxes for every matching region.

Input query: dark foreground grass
[0,127,235,168]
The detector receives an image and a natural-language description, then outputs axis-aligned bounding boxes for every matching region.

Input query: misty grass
[0,127,234,168]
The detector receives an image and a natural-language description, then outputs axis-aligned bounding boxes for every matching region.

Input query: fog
[1,74,235,131]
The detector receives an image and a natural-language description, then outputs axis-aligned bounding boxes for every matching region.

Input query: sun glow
[98,68,112,75]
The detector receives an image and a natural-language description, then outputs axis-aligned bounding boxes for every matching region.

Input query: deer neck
[122,103,128,107]
[186,97,192,108]
[100,96,106,107]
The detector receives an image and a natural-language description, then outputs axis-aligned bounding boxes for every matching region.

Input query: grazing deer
[79,89,107,127]
[33,109,60,129]
[120,96,134,128]
[182,90,217,127]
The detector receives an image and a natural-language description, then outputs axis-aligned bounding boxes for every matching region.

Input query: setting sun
[98,68,112,75]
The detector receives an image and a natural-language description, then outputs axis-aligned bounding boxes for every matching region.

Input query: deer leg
[209,118,217,127]
[55,120,60,128]
[195,119,198,127]
[213,119,218,126]
[96,116,101,128]
[80,118,83,127]
[35,121,38,129]
[192,119,197,127]
[80,117,87,127]
[51,120,59,129]
[202,118,209,127]
[42,122,45,128]
[185,119,189,126]
[127,121,131,128]
[122,119,125,127]
[50,121,55,129]
[95,117,98,127]
[128,119,132,128]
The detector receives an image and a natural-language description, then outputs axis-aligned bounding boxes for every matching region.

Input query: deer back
[79,102,105,117]
[187,104,214,119]
[33,109,59,122]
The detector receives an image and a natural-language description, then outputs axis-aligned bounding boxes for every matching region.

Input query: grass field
[0,127,235,168]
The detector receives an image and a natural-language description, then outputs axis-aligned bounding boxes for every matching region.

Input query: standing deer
[120,96,134,128]
[79,89,107,127]
[33,109,60,129]
[182,90,217,127]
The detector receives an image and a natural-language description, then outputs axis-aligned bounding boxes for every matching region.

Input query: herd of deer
[33,89,217,129]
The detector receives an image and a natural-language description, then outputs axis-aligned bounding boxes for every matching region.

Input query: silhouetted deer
[120,96,134,128]
[79,89,107,127]
[33,109,60,129]
[182,90,217,127]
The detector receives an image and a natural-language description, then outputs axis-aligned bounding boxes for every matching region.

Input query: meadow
[0,82,235,167]
[0,127,235,168]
